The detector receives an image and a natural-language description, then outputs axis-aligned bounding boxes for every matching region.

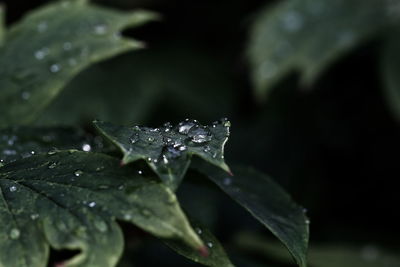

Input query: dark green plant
[0,1,309,267]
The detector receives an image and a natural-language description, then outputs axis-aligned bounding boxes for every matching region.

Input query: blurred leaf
[39,42,236,125]
[194,163,309,267]
[0,126,104,166]
[94,119,231,190]
[0,151,204,267]
[381,34,400,121]
[0,0,158,127]
[235,232,400,267]
[248,0,389,99]
[0,4,4,46]
[165,219,235,267]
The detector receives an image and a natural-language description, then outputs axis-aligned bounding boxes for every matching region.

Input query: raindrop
[147,137,155,143]
[162,155,169,164]
[9,228,20,239]
[188,126,212,144]
[63,42,72,51]
[82,144,91,152]
[34,48,49,60]
[282,10,304,32]
[9,186,17,192]
[223,177,232,186]
[118,185,124,190]
[74,170,83,177]
[48,162,57,169]
[138,170,143,175]
[203,146,211,153]
[37,21,48,32]
[88,201,96,208]
[21,91,31,100]
[129,133,139,144]
[178,121,196,134]
[50,64,61,73]
[94,220,108,232]
[195,227,202,235]
[123,213,132,220]
[207,242,213,248]
[94,24,108,35]
[30,214,39,220]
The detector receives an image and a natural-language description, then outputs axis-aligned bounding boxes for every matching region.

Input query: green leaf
[0,151,204,267]
[0,4,4,46]
[248,0,389,99]
[165,219,235,267]
[0,126,104,166]
[94,119,231,190]
[194,163,309,267]
[0,0,158,128]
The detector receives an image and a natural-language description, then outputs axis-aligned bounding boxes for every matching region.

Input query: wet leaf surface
[94,119,231,190]
[0,151,203,267]
[0,0,158,127]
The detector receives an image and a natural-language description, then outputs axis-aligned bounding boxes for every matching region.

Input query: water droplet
[207,242,213,248]
[47,150,57,155]
[130,133,139,144]
[147,137,155,143]
[30,214,39,220]
[88,201,96,208]
[178,121,196,134]
[37,21,48,32]
[9,186,17,192]
[94,24,108,35]
[223,177,232,186]
[34,47,49,60]
[282,10,304,32]
[162,155,169,164]
[74,170,83,177]
[195,227,202,235]
[50,64,61,73]
[138,170,143,175]
[82,144,91,152]
[123,213,132,220]
[96,166,105,172]
[94,220,108,232]
[203,145,211,153]
[305,219,310,225]
[10,228,20,239]
[21,91,31,100]
[63,42,72,50]
[188,126,212,144]
[118,185,124,190]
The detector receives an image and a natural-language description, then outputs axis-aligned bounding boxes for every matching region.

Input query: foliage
[0,1,310,266]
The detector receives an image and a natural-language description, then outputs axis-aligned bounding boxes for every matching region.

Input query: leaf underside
[193,162,309,267]
[94,119,231,190]
[248,0,389,99]
[0,0,158,127]
[0,151,203,267]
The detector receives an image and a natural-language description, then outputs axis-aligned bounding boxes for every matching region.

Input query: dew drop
[178,121,196,134]
[94,24,108,35]
[30,214,39,220]
[74,170,83,177]
[82,143,91,152]
[21,91,31,100]
[138,170,143,175]
[147,137,155,143]
[88,201,96,208]
[10,228,20,239]
[129,133,139,144]
[63,42,72,51]
[34,48,49,60]
[188,126,212,144]
[50,64,61,73]
[195,227,202,235]
[207,242,213,248]
[203,145,211,153]
[9,186,17,192]
[123,213,132,220]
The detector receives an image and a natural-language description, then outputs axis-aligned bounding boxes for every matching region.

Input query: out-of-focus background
[3,0,400,266]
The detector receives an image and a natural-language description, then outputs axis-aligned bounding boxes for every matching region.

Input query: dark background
[3,0,399,266]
